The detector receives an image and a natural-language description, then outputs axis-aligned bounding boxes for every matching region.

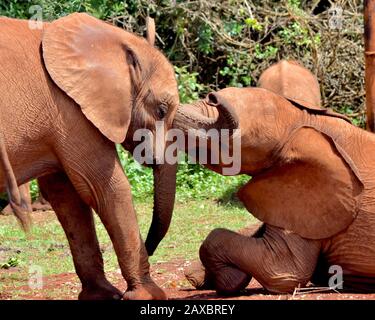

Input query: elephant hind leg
[199,226,321,294]
[198,230,252,294]
[185,224,265,293]
[185,259,251,295]
[212,265,252,295]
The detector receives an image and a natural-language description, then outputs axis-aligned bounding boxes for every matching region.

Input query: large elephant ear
[42,13,140,143]
[238,126,363,240]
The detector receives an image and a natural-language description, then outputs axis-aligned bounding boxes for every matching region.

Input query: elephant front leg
[62,158,165,300]
[39,173,122,300]
[54,134,166,300]
[39,172,122,300]
[92,175,166,300]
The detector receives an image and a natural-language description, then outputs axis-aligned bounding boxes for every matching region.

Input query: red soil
[2,259,375,300]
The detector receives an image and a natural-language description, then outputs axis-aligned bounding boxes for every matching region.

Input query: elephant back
[259,60,351,123]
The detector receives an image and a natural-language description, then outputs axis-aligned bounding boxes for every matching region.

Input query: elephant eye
[156,105,167,120]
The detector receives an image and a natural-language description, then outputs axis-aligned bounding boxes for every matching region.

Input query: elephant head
[42,13,180,256]
[178,86,364,240]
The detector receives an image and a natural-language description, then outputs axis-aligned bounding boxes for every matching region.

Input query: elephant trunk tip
[174,94,239,134]
[145,238,157,256]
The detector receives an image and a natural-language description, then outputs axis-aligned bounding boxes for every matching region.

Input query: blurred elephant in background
[258,59,350,121]
[258,59,322,108]
[177,61,375,295]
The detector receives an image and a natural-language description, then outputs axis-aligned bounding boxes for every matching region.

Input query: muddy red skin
[178,62,375,295]
[0,13,238,300]
[0,13,182,300]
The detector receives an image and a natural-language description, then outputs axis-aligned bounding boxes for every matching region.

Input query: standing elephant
[0,12,179,300]
[176,62,375,295]
[0,13,237,300]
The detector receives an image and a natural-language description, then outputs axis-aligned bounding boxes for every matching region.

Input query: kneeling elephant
[176,64,375,294]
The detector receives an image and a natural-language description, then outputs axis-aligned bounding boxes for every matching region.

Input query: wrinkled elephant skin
[179,61,375,294]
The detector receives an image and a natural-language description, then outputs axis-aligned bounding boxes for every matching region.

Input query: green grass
[0,198,256,292]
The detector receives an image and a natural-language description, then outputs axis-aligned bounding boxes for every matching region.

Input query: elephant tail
[0,133,31,232]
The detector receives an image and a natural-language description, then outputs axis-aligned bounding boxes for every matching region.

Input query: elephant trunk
[173,92,239,133]
[145,162,177,256]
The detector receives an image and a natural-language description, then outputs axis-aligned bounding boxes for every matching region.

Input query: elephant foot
[123,281,167,300]
[184,260,215,290]
[78,282,122,300]
[214,265,252,296]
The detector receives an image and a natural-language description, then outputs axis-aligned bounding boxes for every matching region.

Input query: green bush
[117,146,248,202]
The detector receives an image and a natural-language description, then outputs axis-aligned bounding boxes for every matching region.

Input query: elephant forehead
[148,60,178,95]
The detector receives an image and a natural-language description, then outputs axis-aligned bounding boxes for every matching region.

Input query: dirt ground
[1,211,375,300]
[1,259,375,300]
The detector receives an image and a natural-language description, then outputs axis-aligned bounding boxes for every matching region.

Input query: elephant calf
[0,13,237,300]
[0,13,182,300]
[177,61,375,295]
